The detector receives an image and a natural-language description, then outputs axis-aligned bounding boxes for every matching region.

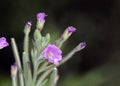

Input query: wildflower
[44,44,62,65]
[36,12,47,30]
[36,12,47,23]
[11,63,17,77]
[0,37,9,49]
[67,26,76,34]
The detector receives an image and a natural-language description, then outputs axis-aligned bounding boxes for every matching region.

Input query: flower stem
[39,61,49,72]
[48,68,58,86]
[23,27,32,86]
[59,48,76,65]
[11,76,17,86]
[11,38,22,69]
[37,65,53,75]
[59,42,86,66]
[19,73,24,86]
[11,38,24,86]
[32,62,39,86]
[36,65,55,86]
[32,61,48,86]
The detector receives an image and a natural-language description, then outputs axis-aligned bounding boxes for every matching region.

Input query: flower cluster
[9,12,86,86]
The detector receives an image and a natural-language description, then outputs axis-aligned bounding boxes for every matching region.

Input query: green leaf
[31,49,34,59]
[41,33,50,47]
[33,29,42,41]
[40,79,48,86]
[45,33,50,43]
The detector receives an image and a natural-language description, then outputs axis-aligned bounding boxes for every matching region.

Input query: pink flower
[44,44,62,65]
[67,26,76,34]
[0,37,9,49]
[36,12,47,23]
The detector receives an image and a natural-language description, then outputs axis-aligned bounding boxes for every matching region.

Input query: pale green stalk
[38,61,49,72]
[19,73,24,86]
[37,65,53,75]
[48,68,58,86]
[32,61,48,86]
[11,38,24,86]
[32,62,40,86]
[36,65,56,86]
[60,48,76,65]
[24,30,29,62]
[23,27,32,86]
[11,38,22,69]
[60,43,85,65]
[22,52,30,86]
[31,59,45,85]
[11,76,17,86]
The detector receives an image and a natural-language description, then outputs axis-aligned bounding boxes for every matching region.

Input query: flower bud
[11,63,17,77]
[76,42,86,51]
[36,12,47,31]
[62,26,76,42]
[24,21,32,34]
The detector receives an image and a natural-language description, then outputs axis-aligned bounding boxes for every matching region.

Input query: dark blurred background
[0,0,120,86]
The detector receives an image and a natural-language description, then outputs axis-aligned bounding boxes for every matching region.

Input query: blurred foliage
[0,74,11,86]
[59,62,120,86]
[0,0,120,86]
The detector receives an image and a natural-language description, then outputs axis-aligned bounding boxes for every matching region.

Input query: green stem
[23,52,30,86]
[12,76,17,86]
[24,33,29,62]
[48,68,58,86]
[11,38,24,86]
[39,61,49,72]
[19,73,24,86]
[59,48,76,66]
[32,61,48,86]
[23,31,32,85]
[37,65,53,75]
[11,38,22,69]
[32,63,39,86]
[36,65,56,86]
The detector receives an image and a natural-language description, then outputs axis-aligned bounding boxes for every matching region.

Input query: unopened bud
[24,21,32,34]
[62,26,76,42]
[36,12,47,31]
[11,63,17,77]
[57,26,76,47]
[76,42,86,51]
